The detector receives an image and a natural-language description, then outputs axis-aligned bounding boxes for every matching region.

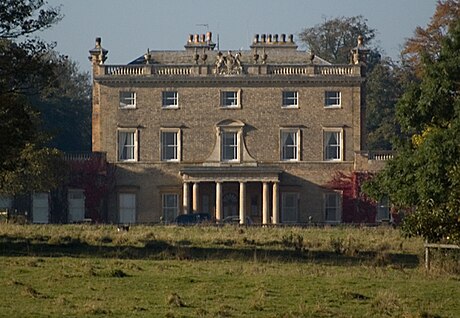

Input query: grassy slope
[0,224,458,318]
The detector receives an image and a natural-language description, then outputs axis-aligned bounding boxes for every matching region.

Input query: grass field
[0,224,459,317]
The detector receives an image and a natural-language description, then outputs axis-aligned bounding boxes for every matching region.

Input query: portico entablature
[179,166,281,183]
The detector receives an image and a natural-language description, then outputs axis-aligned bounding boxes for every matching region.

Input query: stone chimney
[250,33,297,51]
[185,32,216,51]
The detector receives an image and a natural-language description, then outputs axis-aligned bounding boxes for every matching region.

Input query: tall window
[377,196,390,221]
[221,91,239,108]
[325,91,341,108]
[222,131,238,161]
[324,130,342,161]
[281,129,299,161]
[119,91,136,109]
[162,194,179,223]
[282,193,298,223]
[282,91,298,108]
[161,130,180,161]
[324,192,341,223]
[119,193,136,224]
[162,91,178,108]
[118,130,137,161]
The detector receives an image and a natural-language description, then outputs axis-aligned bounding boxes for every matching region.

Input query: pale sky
[38,0,437,73]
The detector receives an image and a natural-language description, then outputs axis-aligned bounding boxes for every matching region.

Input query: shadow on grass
[0,235,419,268]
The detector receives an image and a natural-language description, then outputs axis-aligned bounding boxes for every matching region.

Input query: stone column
[272,181,279,224]
[262,182,269,225]
[239,182,246,225]
[215,182,222,223]
[192,182,199,213]
[183,182,189,214]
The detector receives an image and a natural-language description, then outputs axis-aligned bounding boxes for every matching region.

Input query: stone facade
[89,33,381,225]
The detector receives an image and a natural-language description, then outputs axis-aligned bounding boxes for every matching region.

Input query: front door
[223,192,238,218]
[32,192,49,223]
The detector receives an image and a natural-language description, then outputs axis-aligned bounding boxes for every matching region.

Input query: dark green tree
[33,55,92,151]
[365,58,403,150]
[364,20,460,244]
[0,0,66,195]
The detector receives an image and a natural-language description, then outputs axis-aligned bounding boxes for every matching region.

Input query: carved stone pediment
[215,51,243,75]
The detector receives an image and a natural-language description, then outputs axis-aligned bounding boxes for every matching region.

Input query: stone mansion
[88,32,389,225]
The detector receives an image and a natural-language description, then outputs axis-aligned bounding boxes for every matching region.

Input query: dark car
[175,213,211,225]
[222,215,253,225]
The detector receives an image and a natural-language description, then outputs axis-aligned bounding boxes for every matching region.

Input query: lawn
[0,224,458,317]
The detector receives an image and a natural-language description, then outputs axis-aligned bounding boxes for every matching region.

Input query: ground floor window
[376,196,390,221]
[68,189,85,223]
[324,192,341,223]
[281,192,298,223]
[162,193,179,223]
[119,193,136,224]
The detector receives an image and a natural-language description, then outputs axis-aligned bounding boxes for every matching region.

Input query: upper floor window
[324,192,341,223]
[325,91,341,108]
[162,91,178,109]
[323,129,342,161]
[221,90,240,108]
[118,129,138,162]
[282,91,298,108]
[221,131,239,161]
[119,91,136,109]
[281,129,300,161]
[161,129,180,162]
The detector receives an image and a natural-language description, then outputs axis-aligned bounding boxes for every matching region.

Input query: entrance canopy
[180,166,282,183]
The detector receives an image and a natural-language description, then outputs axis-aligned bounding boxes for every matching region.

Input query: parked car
[175,213,211,225]
[222,215,253,225]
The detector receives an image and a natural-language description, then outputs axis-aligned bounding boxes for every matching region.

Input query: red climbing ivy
[67,156,115,222]
[326,171,377,223]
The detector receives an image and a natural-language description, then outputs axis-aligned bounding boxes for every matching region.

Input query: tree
[0,0,65,195]
[33,55,92,151]
[402,0,460,76]
[364,19,460,244]
[0,0,61,39]
[299,16,401,150]
[299,15,377,64]
[365,58,403,150]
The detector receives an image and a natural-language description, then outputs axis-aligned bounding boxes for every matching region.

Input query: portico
[180,166,281,224]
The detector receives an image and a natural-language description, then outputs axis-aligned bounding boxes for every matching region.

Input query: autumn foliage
[326,171,376,223]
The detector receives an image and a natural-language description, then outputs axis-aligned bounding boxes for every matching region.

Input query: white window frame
[221,90,240,108]
[118,129,138,162]
[119,91,136,109]
[162,193,179,223]
[282,91,298,108]
[160,129,181,162]
[281,192,298,223]
[118,192,136,224]
[323,128,343,161]
[221,130,239,162]
[324,192,342,223]
[325,91,341,108]
[162,91,178,109]
[280,128,300,161]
